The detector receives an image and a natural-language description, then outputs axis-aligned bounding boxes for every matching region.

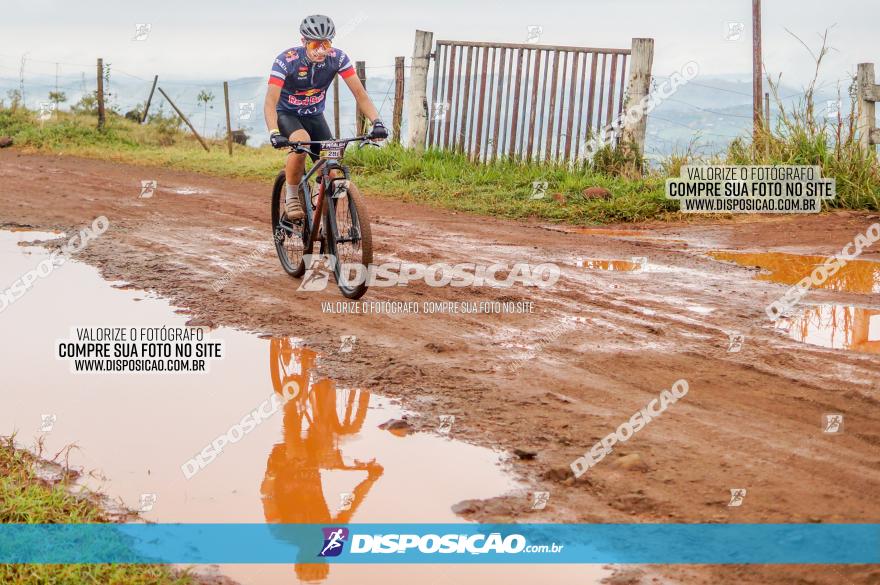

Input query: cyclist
[265,14,387,220]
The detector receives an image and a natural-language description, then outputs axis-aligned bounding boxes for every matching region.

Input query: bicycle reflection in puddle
[261,338,382,582]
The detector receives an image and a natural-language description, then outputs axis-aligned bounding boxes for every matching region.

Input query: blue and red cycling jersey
[269,46,356,116]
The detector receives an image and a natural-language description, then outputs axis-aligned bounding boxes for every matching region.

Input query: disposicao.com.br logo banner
[0,524,877,564]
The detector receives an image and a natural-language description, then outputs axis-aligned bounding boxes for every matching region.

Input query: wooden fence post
[333,75,341,137]
[355,61,367,134]
[857,63,878,156]
[223,81,232,156]
[392,56,405,144]
[407,30,433,151]
[141,75,158,123]
[620,38,654,157]
[96,58,105,130]
[157,87,210,152]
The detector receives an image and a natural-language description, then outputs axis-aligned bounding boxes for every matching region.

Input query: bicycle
[270,135,375,299]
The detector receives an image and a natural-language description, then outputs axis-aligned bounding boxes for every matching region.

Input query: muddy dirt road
[1,150,879,585]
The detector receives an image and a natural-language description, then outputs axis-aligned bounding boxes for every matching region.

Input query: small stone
[513,448,538,460]
[185,317,215,328]
[425,342,446,353]
[542,467,572,482]
[582,186,612,200]
[613,453,649,471]
[0,136,13,148]
[378,418,411,432]
[451,499,480,515]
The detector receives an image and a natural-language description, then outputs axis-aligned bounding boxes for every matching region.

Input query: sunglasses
[306,40,332,51]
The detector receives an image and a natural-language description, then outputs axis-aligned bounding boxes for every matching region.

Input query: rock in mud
[451,499,481,515]
[186,316,215,328]
[542,466,572,482]
[0,137,13,148]
[378,418,411,432]
[582,186,612,200]
[513,448,538,460]
[613,453,649,471]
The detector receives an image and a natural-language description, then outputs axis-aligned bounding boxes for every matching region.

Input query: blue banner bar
[0,523,877,564]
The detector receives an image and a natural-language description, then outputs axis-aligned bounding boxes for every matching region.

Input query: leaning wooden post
[96,58,106,130]
[407,30,433,152]
[223,81,233,156]
[857,63,877,156]
[333,75,341,137]
[141,75,158,123]
[157,87,210,152]
[620,38,654,158]
[355,61,367,134]
[392,56,405,144]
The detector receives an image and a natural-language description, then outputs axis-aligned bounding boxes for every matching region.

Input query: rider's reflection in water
[262,338,383,583]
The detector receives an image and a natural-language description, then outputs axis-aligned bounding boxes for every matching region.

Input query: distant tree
[71,93,98,115]
[48,91,66,117]
[6,89,22,112]
[196,90,215,135]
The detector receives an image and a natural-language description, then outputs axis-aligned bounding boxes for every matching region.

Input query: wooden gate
[425,40,632,164]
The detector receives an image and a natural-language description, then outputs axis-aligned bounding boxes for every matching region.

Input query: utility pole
[752,0,763,143]
[97,58,106,129]
[19,54,27,106]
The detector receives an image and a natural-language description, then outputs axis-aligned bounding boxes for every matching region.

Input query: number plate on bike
[319,141,345,159]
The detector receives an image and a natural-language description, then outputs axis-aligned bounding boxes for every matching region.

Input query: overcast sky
[1,0,874,88]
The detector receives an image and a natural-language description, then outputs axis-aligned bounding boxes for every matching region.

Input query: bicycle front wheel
[271,171,309,278]
[325,179,373,299]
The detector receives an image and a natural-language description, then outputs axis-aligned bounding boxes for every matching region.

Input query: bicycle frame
[299,155,360,252]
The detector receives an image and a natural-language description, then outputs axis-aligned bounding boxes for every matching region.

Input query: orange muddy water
[774,304,880,354]
[576,258,644,271]
[0,230,607,584]
[708,250,880,294]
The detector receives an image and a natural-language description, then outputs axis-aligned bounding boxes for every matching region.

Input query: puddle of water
[708,250,880,294]
[564,228,685,244]
[4,229,65,243]
[576,258,644,271]
[568,228,652,237]
[0,230,606,585]
[165,186,211,195]
[775,304,880,354]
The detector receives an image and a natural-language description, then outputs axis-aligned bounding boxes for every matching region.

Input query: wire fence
[0,51,851,154]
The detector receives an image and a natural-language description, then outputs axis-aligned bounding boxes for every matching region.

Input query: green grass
[0,436,199,584]
[1,104,878,223]
[0,108,675,223]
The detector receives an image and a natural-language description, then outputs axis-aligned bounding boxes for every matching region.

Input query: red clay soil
[1,150,878,585]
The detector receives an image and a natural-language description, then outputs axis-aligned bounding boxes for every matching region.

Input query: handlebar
[273,134,377,153]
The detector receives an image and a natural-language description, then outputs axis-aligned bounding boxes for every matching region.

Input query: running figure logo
[822,413,844,434]
[728,488,747,507]
[298,255,337,292]
[318,527,349,557]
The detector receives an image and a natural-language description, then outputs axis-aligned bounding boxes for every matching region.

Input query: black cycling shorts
[277,112,334,161]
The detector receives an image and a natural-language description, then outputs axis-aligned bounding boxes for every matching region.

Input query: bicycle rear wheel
[271,171,309,277]
[325,179,373,299]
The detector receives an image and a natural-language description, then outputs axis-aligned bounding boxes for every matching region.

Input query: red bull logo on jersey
[285,50,299,62]
[288,89,326,106]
